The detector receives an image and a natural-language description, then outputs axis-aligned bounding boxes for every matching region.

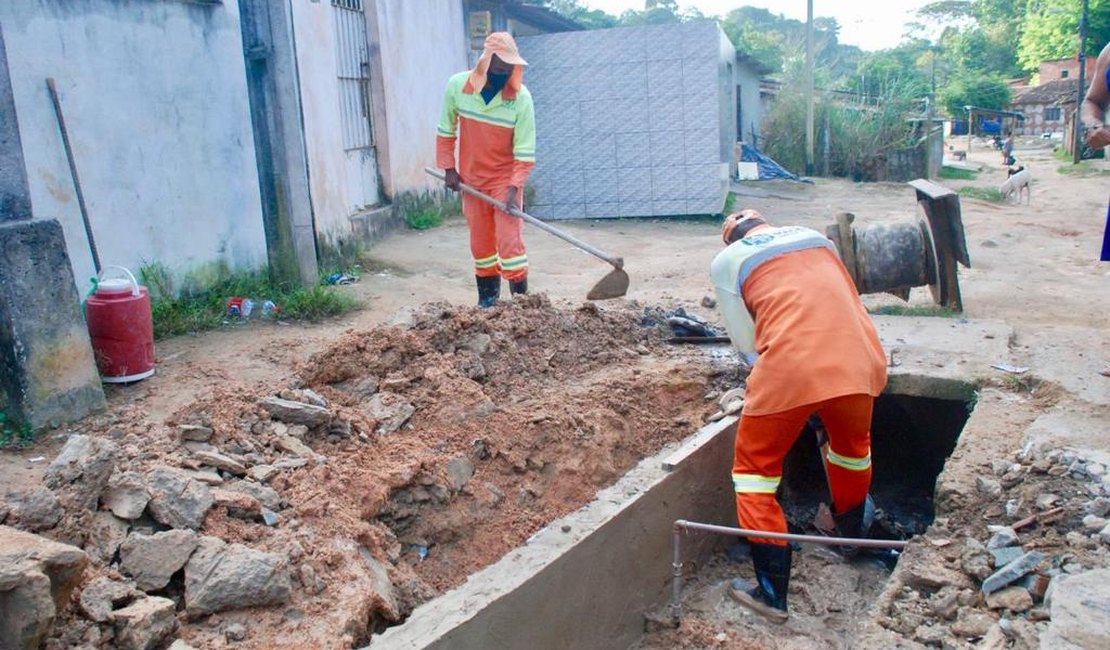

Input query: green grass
[139,266,360,339]
[1055,160,1110,176]
[395,189,461,230]
[958,186,1005,202]
[0,410,33,447]
[938,166,977,180]
[868,304,960,318]
[723,191,739,215]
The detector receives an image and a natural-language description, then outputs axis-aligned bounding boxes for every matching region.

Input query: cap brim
[498,52,527,66]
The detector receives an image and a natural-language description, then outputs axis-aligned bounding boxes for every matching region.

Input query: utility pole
[925,51,936,178]
[1073,0,1089,164]
[805,0,815,176]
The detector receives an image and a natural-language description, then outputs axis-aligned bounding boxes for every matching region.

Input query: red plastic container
[85,266,155,383]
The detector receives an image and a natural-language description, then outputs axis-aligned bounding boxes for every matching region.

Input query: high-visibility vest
[710,226,836,353]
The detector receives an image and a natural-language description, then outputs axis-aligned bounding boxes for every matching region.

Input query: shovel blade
[586,268,630,301]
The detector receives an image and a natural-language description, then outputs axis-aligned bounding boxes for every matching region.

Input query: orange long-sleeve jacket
[436,71,536,192]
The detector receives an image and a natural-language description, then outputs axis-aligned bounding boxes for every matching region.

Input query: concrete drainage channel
[371,368,980,649]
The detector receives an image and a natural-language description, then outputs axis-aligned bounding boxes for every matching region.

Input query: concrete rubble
[0,525,88,650]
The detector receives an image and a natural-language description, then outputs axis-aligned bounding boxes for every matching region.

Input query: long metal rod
[47,77,100,273]
[424,167,624,270]
[670,519,909,625]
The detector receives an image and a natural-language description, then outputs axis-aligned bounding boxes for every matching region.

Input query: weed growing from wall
[0,410,33,448]
[395,189,461,230]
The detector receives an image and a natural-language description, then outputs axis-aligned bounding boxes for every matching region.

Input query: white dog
[999,167,1031,204]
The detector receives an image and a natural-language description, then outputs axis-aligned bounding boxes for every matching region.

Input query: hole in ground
[636,391,974,650]
[781,392,972,537]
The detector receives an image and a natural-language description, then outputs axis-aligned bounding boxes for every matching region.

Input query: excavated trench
[372,386,976,650]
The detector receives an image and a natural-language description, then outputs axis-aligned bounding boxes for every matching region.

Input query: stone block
[259,396,332,429]
[981,550,1044,594]
[45,434,119,510]
[1042,569,1110,649]
[0,525,88,650]
[145,466,213,530]
[120,530,199,591]
[112,596,177,650]
[0,220,106,430]
[184,536,291,614]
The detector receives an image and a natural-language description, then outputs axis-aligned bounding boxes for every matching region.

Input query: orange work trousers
[462,187,527,282]
[732,393,874,546]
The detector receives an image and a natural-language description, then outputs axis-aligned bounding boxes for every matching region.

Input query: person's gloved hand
[504,185,520,212]
[444,168,462,191]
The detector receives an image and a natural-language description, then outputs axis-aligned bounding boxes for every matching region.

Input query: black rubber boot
[476,275,500,308]
[509,278,528,295]
[729,542,791,623]
[832,495,886,561]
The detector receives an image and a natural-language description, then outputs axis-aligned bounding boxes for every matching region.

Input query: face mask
[486,70,509,92]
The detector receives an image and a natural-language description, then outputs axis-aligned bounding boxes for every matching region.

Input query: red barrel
[85,266,155,383]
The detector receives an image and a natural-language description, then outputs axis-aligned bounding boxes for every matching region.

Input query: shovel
[425,168,630,300]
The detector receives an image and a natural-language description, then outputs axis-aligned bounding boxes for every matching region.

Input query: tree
[938,68,1012,115]
[540,0,617,29]
[1017,0,1110,72]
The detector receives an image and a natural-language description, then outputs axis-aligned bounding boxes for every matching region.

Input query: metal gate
[332,0,373,151]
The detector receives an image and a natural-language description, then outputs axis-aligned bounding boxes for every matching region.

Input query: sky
[580,1,939,52]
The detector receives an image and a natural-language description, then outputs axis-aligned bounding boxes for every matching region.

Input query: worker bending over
[710,209,888,622]
[436,32,536,307]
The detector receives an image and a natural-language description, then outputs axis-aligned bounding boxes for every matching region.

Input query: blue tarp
[739,142,800,181]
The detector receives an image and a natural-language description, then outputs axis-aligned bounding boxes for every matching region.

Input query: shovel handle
[425,168,624,270]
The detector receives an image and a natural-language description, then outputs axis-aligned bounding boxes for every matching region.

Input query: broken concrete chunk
[0,526,89,650]
[950,609,998,638]
[211,489,262,519]
[145,466,214,530]
[985,585,1033,611]
[960,538,993,580]
[184,537,291,614]
[260,397,332,429]
[982,550,1044,594]
[44,434,119,510]
[102,471,151,520]
[300,388,328,408]
[85,510,131,564]
[274,434,318,462]
[4,487,63,532]
[178,424,213,443]
[272,458,309,471]
[248,464,278,483]
[188,468,224,486]
[192,449,247,476]
[225,622,249,642]
[364,392,415,435]
[460,333,492,355]
[262,509,279,527]
[1041,569,1110,650]
[445,456,475,491]
[986,525,1019,549]
[112,596,177,650]
[227,481,281,511]
[976,476,1003,497]
[989,546,1024,568]
[120,530,199,592]
[168,640,199,650]
[78,576,140,623]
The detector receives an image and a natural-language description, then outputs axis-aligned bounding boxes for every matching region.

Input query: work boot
[476,275,500,308]
[729,542,791,623]
[832,495,886,561]
[509,278,528,295]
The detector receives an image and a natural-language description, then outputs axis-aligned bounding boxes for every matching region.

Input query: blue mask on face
[482,70,510,103]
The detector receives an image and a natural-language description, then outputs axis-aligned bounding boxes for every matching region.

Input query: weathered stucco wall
[371,0,468,195]
[734,62,762,146]
[290,0,381,245]
[0,0,267,294]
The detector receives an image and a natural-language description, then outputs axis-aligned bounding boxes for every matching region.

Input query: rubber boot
[476,275,500,308]
[728,542,791,623]
[509,278,528,296]
[831,495,896,566]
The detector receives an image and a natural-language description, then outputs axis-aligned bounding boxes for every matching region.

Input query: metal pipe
[669,519,909,625]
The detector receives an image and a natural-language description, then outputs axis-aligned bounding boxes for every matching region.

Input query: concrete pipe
[853,220,936,295]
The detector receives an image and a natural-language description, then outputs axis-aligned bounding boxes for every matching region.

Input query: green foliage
[723,191,739,215]
[958,185,1005,201]
[0,410,33,448]
[394,189,460,231]
[938,166,978,180]
[541,0,617,28]
[762,59,917,179]
[868,304,960,317]
[938,68,1012,115]
[1018,0,1110,72]
[139,264,361,339]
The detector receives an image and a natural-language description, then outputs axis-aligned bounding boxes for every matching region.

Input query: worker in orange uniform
[710,209,888,623]
[436,32,536,307]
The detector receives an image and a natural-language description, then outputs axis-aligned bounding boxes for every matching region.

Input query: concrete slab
[369,417,738,650]
[0,220,105,429]
[873,315,1011,400]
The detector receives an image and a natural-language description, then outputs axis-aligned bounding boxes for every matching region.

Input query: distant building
[1010,79,1079,136]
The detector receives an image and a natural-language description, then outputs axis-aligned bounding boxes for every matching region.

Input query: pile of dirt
[9,296,733,649]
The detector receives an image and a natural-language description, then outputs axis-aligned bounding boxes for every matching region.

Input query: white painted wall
[291,0,381,245]
[372,0,468,194]
[0,1,267,294]
[735,63,762,145]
